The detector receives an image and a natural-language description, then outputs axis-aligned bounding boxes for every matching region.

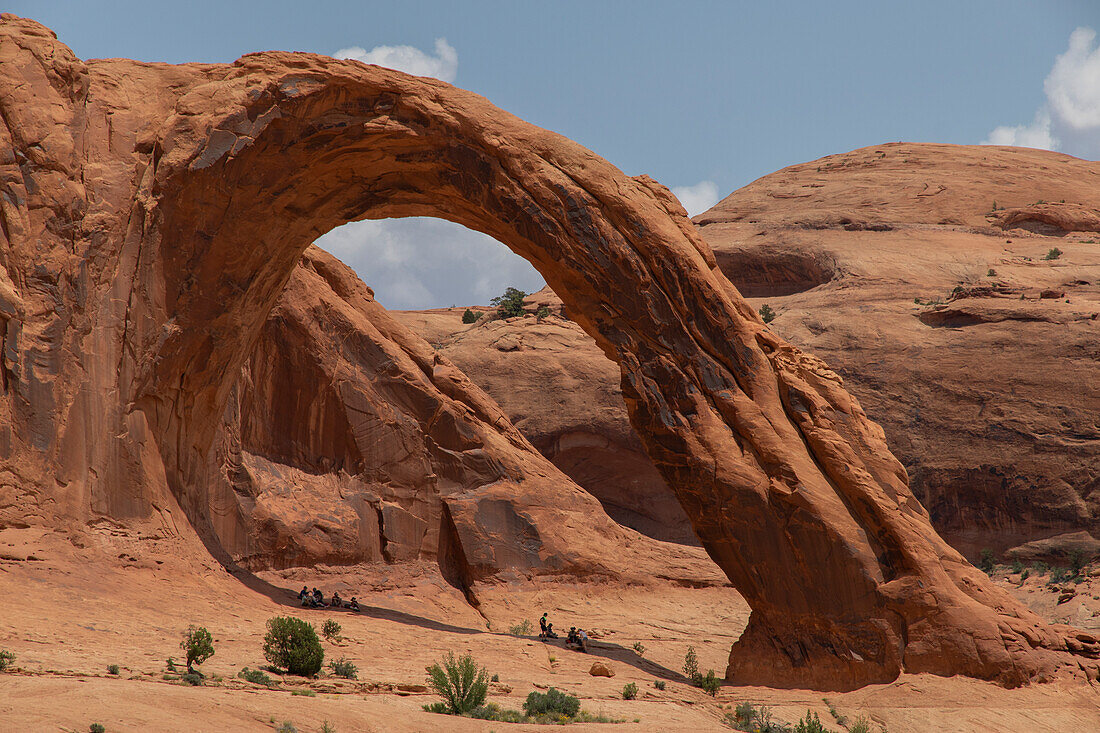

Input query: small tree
[1044,247,1063,260]
[535,305,551,321]
[758,304,776,324]
[978,549,995,574]
[461,308,481,324]
[180,626,214,674]
[426,652,489,714]
[490,287,528,319]
[263,616,324,677]
[682,645,699,683]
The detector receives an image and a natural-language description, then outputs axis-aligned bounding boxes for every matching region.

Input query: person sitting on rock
[312,588,325,608]
[344,597,360,612]
[298,586,310,605]
[330,591,342,608]
[566,627,578,646]
[544,621,558,639]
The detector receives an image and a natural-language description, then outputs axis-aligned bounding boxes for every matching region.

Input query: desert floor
[1,526,1098,732]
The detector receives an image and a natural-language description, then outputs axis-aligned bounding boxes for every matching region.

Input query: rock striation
[0,17,1096,688]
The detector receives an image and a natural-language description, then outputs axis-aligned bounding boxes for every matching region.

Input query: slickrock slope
[393,295,697,545]
[695,143,1100,560]
[1,16,1096,688]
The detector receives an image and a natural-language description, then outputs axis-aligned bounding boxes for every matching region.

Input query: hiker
[566,627,588,652]
[344,597,360,612]
[330,590,342,608]
[539,612,549,639]
[312,588,325,608]
[577,628,589,652]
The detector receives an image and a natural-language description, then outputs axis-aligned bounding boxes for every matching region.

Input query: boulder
[589,662,615,677]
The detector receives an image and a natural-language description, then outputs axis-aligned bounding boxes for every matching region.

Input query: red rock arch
[1,16,1095,689]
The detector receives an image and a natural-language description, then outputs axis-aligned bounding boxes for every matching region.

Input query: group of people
[538,612,589,652]
[298,586,360,612]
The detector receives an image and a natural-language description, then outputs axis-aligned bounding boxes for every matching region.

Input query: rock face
[393,294,698,545]
[0,17,1096,689]
[695,143,1100,560]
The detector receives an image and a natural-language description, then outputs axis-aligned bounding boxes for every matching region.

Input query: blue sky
[13,1,1099,308]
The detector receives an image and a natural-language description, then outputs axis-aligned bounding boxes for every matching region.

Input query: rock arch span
[0,16,1095,689]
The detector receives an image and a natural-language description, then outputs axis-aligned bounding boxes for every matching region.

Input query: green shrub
[1044,247,1063,260]
[794,710,828,732]
[276,723,297,733]
[1050,567,1070,585]
[321,722,336,733]
[107,664,120,676]
[180,625,214,674]
[1020,568,1030,581]
[507,619,533,637]
[1010,559,1024,574]
[291,689,316,697]
[523,687,580,718]
[467,703,526,722]
[462,308,482,324]
[422,701,450,714]
[728,703,789,732]
[683,645,699,682]
[654,680,666,690]
[181,672,203,686]
[848,716,873,733]
[490,673,499,682]
[238,667,275,686]
[328,657,358,679]
[987,268,997,277]
[263,616,324,677]
[426,652,489,714]
[491,287,528,319]
[165,657,177,671]
[535,305,551,320]
[759,304,776,324]
[90,725,106,733]
[321,619,342,642]
[1069,550,1087,577]
[978,549,995,573]
[700,669,720,696]
[0,649,15,672]
[632,641,646,657]
[622,682,638,700]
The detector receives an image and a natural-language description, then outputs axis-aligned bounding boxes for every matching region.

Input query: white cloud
[334,38,458,83]
[671,180,720,217]
[313,218,545,310]
[983,27,1100,159]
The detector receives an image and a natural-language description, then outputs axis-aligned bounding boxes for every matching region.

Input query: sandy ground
[1,526,1099,732]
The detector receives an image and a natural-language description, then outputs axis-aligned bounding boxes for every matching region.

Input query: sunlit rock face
[1,15,1096,690]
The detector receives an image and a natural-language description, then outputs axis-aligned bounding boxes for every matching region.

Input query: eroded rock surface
[696,143,1100,560]
[1,17,1096,689]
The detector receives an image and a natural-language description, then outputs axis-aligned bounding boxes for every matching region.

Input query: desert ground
[2,526,1099,732]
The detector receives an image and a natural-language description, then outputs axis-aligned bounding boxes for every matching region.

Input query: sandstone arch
[0,16,1096,689]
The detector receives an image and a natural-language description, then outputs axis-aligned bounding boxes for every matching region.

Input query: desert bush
[728,702,793,732]
[321,722,336,733]
[107,664,120,675]
[467,703,527,722]
[683,645,699,682]
[507,619,533,637]
[523,687,580,718]
[321,619,342,642]
[263,616,324,677]
[491,287,528,319]
[328,657,358,679]
[1049,567,1071,585]
[622,682,638,700]
[654,680,666,690]
[700,669,720,696]
[238,667,275,686]
[461,308,482,324]
[632,641,646,657]
[1020,568,1030,581]
[180,625,215,673]
[848,716,873,733]
[89,725,106,733]
[535,305,551,320]
[759,304,776,323]
[987,268,997,277]
[165,656,177,671]
[426,652,489,714]
[1044,247,1063,260]
[1010,559,1024,574]
[275,723,297,733]
[181,672,203,686]
[491,673,499,682]
[0,649,15,672]
[978,548,995,573]
[794,710,828,732]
